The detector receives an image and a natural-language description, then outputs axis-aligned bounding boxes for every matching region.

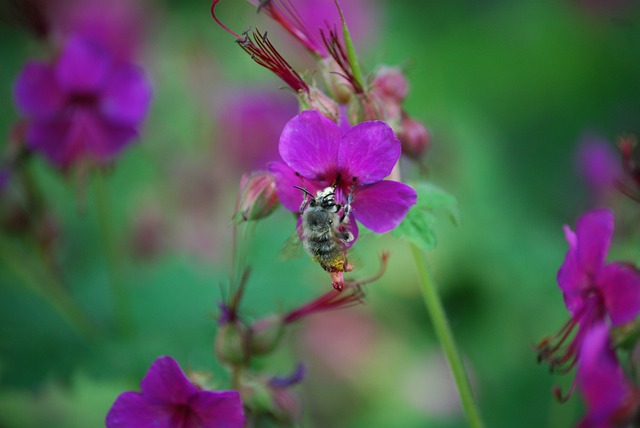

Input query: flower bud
[233,171,279,223]
[248,315,285,356]
[237,374,273,415]
[320,57,354,104]
[300,86,340,123]
[347,93,385,124]
[397,115,431,159]
[268,385,301,425]
[237,372,301,425]
[372,66,409,103]
[214,322,249,366]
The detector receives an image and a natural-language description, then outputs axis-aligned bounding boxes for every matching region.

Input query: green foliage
[391,181,459,251]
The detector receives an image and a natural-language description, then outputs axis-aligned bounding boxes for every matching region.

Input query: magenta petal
[597,263,640,326]
[105,391,173,428]
[337,105,351,135]
[351,180,416,233]
[13,62,65,120]
[26,119,76,167]
[100,63,152,125]
[577,323,631,427]
[575,209,613,277]
[557,234,588,316]
[56,36,110,93]
[96,122,139,158]
[140,356,198,405]
[278,110,340,180]
[189,390,246,428]
[338,121,401,184]
[269,161,326,212]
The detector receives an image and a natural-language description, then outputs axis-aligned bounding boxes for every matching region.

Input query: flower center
[171,403,200,428]
[68,91,99,108]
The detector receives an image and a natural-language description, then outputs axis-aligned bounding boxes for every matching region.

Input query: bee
[294,184,354,290]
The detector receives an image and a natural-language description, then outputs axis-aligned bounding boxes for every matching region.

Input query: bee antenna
[293,185,314,198]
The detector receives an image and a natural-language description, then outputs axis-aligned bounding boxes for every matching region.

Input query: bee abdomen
[304,238,347,273]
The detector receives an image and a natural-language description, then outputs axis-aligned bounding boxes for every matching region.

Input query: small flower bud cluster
[370,67,431,159]
[213,254,388,424]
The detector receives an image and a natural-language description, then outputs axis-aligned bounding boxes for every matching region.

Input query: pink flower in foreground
[106,356,245,428]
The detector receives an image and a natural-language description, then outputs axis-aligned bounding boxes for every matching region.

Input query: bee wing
[279,221,305,261]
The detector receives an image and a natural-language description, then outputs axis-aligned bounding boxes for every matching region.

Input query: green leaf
[391,181,459,251]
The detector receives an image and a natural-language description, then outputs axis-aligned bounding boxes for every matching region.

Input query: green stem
[0,237,98,340]
[410,243,484,428]
[334,0,365,91]
[94,172,134,336]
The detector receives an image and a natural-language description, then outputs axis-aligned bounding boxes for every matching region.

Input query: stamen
[553,381,577,403]
[238,28,309,93]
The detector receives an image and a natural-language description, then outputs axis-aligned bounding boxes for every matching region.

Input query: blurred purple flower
[269,110,416,235]
[576,323,637,428]
[576,136,620,200]
[218,89,297,171]
[53,0,150,62]
[252,0,379,57]
[0,167,10,193]
[538,209,640,373]
[106,356,246,428]
[13,35,151,169]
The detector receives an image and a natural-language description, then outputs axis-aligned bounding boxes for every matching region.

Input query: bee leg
[331,272,345,291]
[298,193,309,213]
[337,229,354,243]
[339,194,353,223]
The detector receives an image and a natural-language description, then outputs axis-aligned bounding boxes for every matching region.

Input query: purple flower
[576,135,620,201]
[576,323,637,428]
[55,0,149,62]
[13,35,151,169]
[217,88,298,171]
[106,356,246,428]
[251,0,379,58]
[537,209,640,372]
[269,110,417,235]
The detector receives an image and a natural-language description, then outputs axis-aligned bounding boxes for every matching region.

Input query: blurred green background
[1,0,640,427]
